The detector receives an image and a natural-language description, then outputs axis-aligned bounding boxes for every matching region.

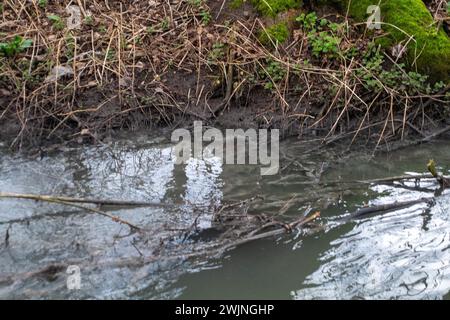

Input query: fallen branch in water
[0,209,85,226]
[0,192,170,207]
[0,212,321,288]
[0,192,141,230]
[357,174,434,185]
[213,195,264,222]
[344,197,434,221]
[50,199,141,230]
[221,211,321,251]
[421,125,450,143]
[289,174,436,188]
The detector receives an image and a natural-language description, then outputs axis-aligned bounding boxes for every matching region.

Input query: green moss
[251,0,302,17]
[346,0,450,82]
[258,21,290,46]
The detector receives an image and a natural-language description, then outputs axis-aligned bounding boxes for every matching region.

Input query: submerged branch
[49,199,141,231]
[221,211,321,251]
[344,198,434,221]
[357,174,434,184]
[0,192,141,230]
[0,192,170,207]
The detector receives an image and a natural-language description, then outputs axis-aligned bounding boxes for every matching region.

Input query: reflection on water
[1,133,450,299]
[0,134,224,299]
[183,157,223,229]
[294,194,450,299]
[291,145,450,300]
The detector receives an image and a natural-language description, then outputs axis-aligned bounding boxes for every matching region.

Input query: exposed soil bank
[0,0,449,148]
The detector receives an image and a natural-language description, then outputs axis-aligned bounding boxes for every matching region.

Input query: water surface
[0,132,449,299]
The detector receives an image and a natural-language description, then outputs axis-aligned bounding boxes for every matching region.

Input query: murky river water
[0,132,449,299]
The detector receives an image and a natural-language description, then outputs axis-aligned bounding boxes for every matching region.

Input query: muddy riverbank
[1,1,449,148]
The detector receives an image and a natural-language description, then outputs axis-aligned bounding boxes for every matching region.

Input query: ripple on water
[2,136,450,299]
[293,186,450,300]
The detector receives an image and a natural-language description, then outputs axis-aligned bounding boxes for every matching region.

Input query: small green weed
[208,42,226,62]
[48,14,65,30]
[0,36,33,57]
[38,0,48,8]
[200,10,211,25]
[296,12,342,58]
[261,59,286,90]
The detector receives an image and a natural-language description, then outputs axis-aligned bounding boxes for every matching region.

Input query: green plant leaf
[47,14,61,22]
